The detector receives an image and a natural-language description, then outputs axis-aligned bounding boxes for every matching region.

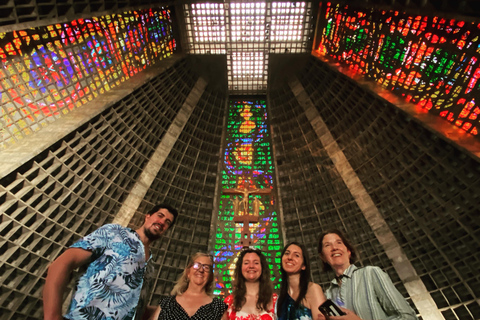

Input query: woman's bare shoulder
[307,282,323,293]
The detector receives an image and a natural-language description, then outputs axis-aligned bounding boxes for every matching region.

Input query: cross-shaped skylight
[183,1,313,94]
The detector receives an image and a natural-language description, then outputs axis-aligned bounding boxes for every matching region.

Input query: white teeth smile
[333,254,341,257]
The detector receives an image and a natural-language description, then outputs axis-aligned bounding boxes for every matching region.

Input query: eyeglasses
[192,262,212,272]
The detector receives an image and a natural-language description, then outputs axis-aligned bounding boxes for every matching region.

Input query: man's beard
[144,226,162,241]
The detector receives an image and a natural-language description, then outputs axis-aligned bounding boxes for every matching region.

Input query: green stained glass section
[315,2,480,136]
[213,98,282,295]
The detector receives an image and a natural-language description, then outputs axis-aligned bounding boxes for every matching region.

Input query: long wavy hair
[171,252,214,296]
[317,229,357,272]
[232,248,273,312]
[277,242,311,319]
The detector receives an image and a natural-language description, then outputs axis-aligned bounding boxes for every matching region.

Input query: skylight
[184,1,312,94]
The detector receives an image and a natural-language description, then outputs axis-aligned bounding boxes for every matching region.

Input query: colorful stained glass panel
[214,98,282,295]
[0,8,176,149]
[315,3,480,137]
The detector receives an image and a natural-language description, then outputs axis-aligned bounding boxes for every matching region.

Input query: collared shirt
[65,224,151,320]
[325,265,417,320]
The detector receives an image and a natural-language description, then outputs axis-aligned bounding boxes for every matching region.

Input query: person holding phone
[318,229,417,319]
[277,241,327,320]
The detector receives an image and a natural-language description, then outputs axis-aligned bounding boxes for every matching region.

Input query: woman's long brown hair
[277,242,311,320]
[232,248,274,312]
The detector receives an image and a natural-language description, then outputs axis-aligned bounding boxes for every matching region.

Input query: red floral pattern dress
[224,294,278,320]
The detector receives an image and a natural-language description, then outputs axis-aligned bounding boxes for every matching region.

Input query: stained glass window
[214,98,282,295]
[315,3,480,136]
[0,8,176,149]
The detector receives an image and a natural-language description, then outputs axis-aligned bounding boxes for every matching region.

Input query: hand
[329,307,362,320]
[317,312,327,320]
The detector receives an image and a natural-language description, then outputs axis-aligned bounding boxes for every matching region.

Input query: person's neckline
[174,294,213,318]
[333,263,353,278]
[285,294,311,312]
[234,308,272,316]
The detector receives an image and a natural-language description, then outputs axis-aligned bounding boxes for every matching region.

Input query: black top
[158,295,227,320]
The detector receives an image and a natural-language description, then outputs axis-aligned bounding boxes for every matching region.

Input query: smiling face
[143,208,174,241]
[187,255,213,288]
[282,244,306,275]
[321,233,352,275]
[241,252,262,283]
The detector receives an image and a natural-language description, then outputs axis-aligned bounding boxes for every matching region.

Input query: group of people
[43,204,418,320]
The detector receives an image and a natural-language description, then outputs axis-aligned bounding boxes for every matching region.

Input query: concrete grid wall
[0,59,198,320]
[127,83,226,305]
[270,56,480,319]
[268,77,414,307]
[2,0,479,28]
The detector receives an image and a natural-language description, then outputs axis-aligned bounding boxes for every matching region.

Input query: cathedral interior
[0,0,479,319]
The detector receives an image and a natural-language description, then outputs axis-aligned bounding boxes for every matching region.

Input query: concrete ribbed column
[113,77,208,226]
[289,76,443,320]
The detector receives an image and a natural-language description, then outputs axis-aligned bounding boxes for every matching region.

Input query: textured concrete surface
[290,76,444,319]
[0,55,183,180]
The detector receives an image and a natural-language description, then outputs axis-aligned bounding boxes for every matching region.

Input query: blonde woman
[150,253,227,320]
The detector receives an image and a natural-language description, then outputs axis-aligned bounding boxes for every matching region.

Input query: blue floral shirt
[65,224,151,320]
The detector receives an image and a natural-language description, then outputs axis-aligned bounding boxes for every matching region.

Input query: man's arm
[43,248,93,320]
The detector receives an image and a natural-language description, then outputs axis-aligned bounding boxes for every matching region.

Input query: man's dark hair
[317,228,358,272]
[147,203,178,228]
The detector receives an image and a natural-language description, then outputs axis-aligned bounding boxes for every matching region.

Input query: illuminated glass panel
[232,51,265,79]
[315,3,480,136]
[0,8,176,149]
[231,2,266,42]
[214,98,282,295]
[270,2,307,42]
[230,51,268,92]
[190,2,226,51]
[184,2,312,94]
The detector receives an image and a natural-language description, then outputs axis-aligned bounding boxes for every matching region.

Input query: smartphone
[318,299,346,317]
